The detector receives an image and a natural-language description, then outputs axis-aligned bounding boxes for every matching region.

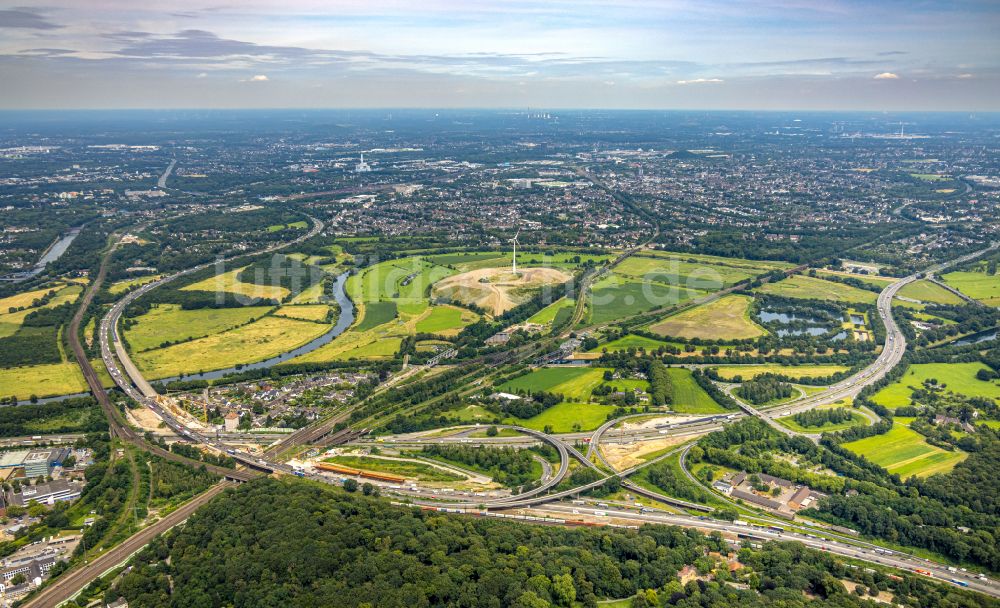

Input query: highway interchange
[33,218,1000,604]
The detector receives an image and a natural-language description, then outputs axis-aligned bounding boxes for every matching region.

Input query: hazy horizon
[2,1,998,111]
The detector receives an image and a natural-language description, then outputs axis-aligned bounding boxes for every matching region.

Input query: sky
[1,0,998,111]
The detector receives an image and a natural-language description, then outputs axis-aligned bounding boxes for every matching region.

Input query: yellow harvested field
[275,305,330,322]
[431,267,570,315]
[134,316,329,379]
[649,295,765,340]
[290,281,327,304]
[0,362,88,399]
[0,285,62,311]
[181,266,289,300]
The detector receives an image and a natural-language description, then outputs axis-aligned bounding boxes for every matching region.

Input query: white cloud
[676,78,723,85]
[957,73,974,79]
[873,72,899,79]
[247,74,269,82]
[196,72,207,78]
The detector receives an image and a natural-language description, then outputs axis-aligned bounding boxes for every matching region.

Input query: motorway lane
[21,481,231,608]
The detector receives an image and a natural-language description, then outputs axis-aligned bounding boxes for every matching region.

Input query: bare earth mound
[432,267,571,315]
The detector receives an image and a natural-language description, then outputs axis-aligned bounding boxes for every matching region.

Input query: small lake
[850,314,865,325]
[951,329,998,346]
[758,310,825,325]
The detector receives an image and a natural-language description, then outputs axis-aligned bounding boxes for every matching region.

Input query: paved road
[157,159,176,189]
[21,481,231,608]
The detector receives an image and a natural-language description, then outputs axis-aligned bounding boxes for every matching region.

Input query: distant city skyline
[1,0,998,111]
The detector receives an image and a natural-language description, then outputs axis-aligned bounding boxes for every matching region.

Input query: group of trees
[0,397,106,436]
[735,375,794,405]
[420,444,539,489]
[792,408,855,428]
[107,478,993,608]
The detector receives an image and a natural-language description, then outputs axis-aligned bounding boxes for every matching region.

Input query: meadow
[526,297,575,325]
[134,315,330,379]
[181,266,289,300]
[591,334,672,352]
[666,368,728,414]
[897,280,963,305]
[776,404,870,434]
[0,362,88,400]
[589,275,704,325]
[871,362,1000,408]
[324,455,464,482]
[501,366,610,401]
[754,274,878,304]
[844,417,967,478]
[940,269,1000,306]
[648,295,765,340]
[108,275,161,295]
[614,255,758,289]
[510,401,616,433]
[275,305,331,322]
[414,305,477,335]
[124,304,272,352]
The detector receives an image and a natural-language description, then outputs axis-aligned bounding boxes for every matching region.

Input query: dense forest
[105,479,993,608]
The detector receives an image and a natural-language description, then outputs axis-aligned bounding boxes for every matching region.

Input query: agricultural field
[134,315,330,379]
[666,368,727,414]
[355,301,398,331]
[432,266,569,315]
[641,250,793,272]
[181,266,289,300]
[897,280,963,305]
[124,304,272,352]
[754,274,878,304]
[589,275,704,325]
[648,295,765,340]
[844,418,967,478]
[614,255,760,290]
[348,257,455,304]
[0,282,84,338]
[0,362,88,400]
[274,305,331,322]
[940,269,1000,306]
[297,335,401,363]
[709,364,849,381]
[500,366,610,401]
[289,281,327,304]
[414,305,477,335]
[871,362,1000,408]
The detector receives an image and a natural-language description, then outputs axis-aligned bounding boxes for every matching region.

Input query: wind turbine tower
[511,228,520,275]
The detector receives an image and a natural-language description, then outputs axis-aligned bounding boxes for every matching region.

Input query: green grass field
[415,305,476,335]
[501,367,610,401]
[324,455,463,482]
[267,220,309,232]
[667,368,727,414]
[844,418,966,478]
[872,362,1000,408]
[124,304,272,352]
[897,280,963,305]
[755,274,878,304]
[648,294,765,340]
[614,256,758,290]
[355,301,398,331]
[709,364,849,382]
[347,257,456,304]
[510,401,616,433]
[591,334,671,352]
[274,305,330,322]
[940,270,1000,306]
[527,297,575,325]
[134,315,330,379]
[590,275,704,325]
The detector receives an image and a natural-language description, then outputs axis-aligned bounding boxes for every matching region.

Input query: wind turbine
[511,228,520,275]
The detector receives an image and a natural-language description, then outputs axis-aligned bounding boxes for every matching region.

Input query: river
[3,227,82,283]
[152,271,356,384]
